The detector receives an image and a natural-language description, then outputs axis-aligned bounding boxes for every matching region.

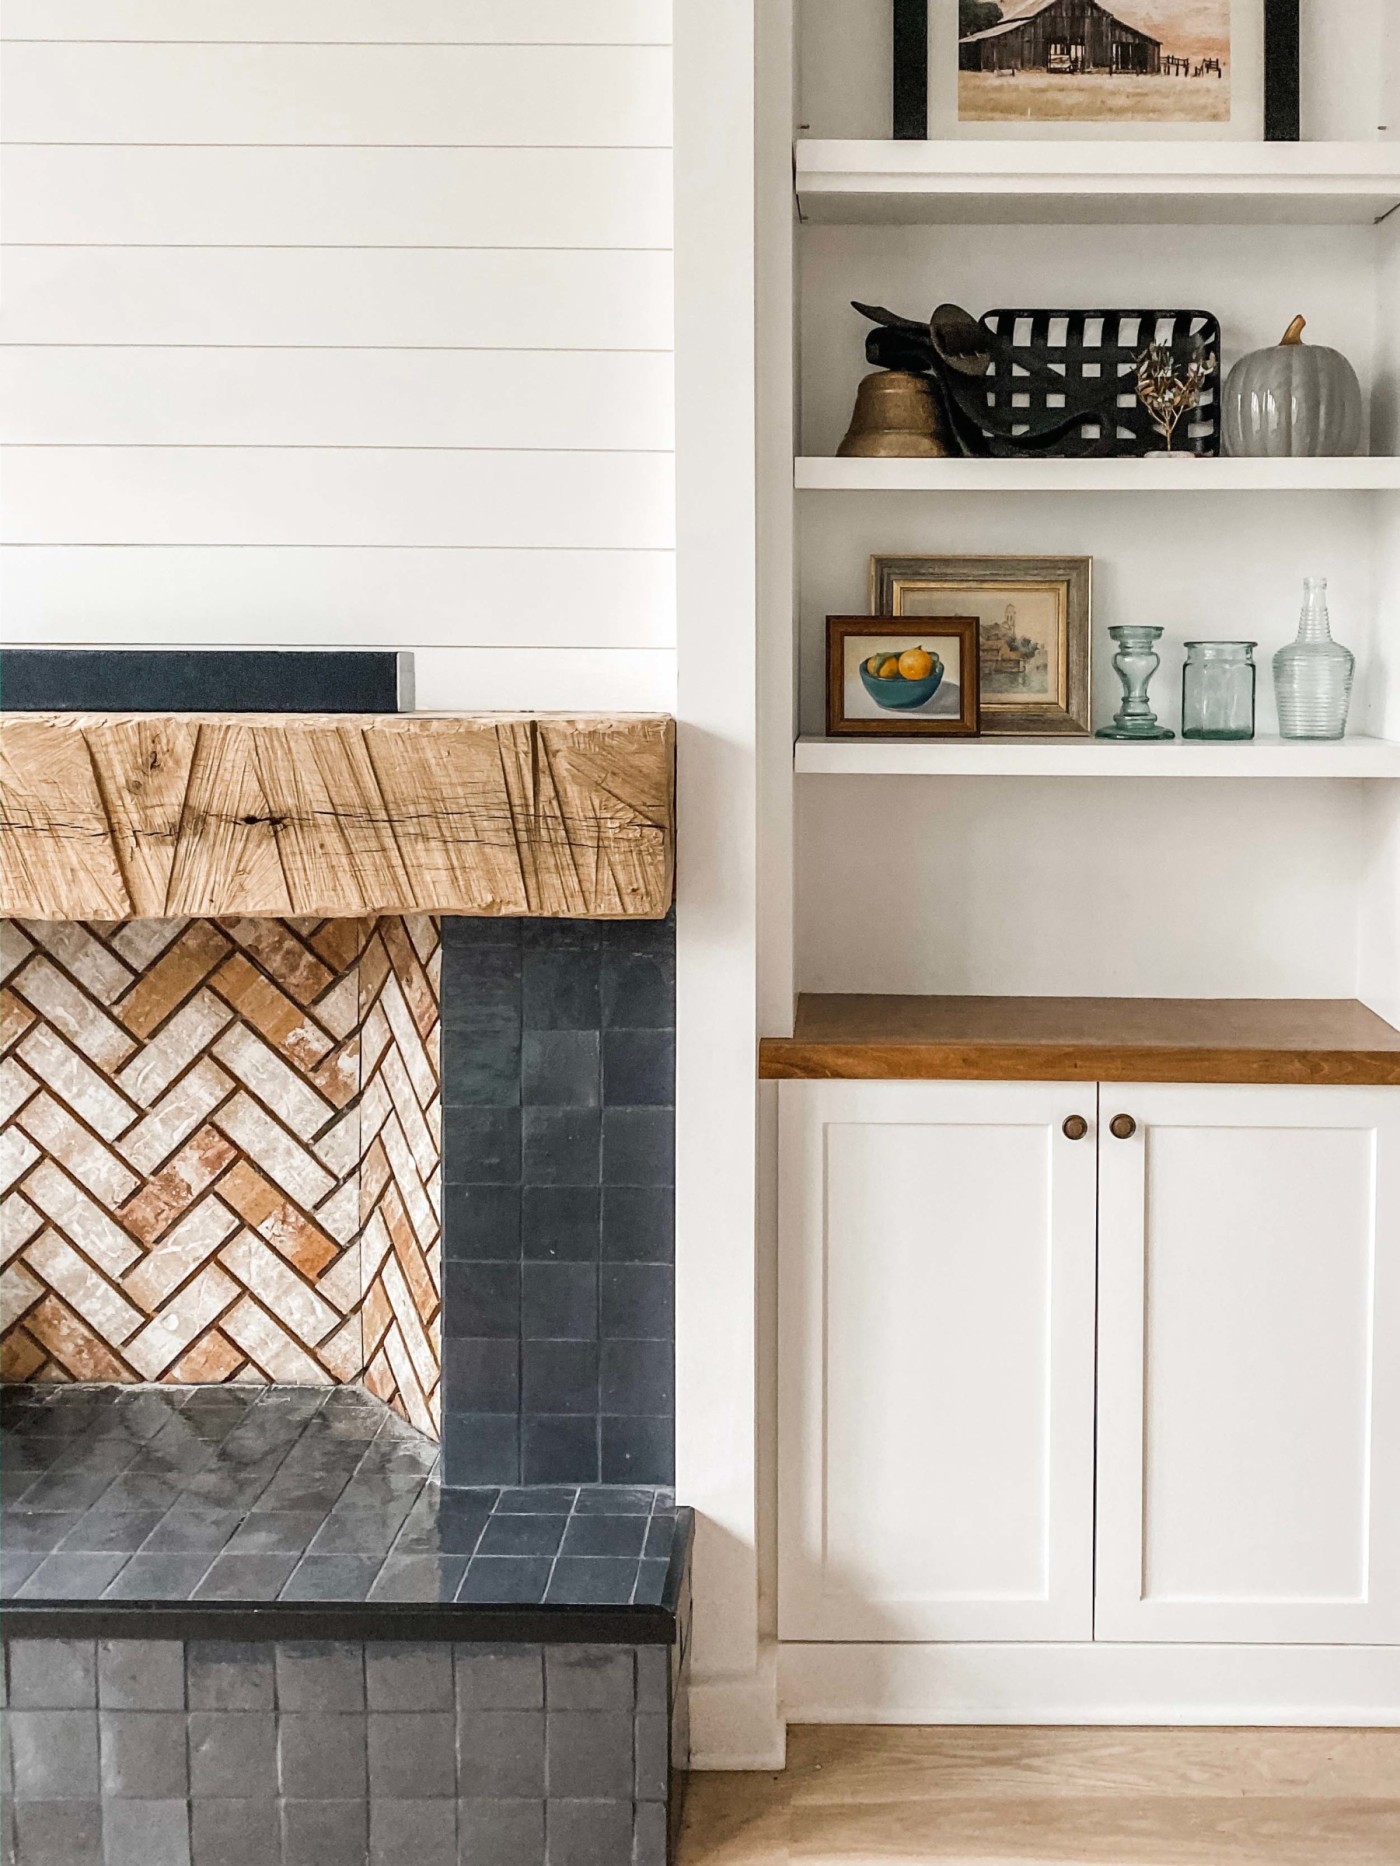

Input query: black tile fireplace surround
[0,650,687,1864]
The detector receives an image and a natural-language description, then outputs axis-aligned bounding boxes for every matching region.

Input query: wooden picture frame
[827,617,981,737]
[871,555,1092,738]
[893,0,1301,142]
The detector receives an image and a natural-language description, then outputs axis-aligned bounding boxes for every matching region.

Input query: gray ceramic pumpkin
[1221,317,1364,458]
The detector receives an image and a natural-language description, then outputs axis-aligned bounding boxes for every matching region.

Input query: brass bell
[837,369,955,459]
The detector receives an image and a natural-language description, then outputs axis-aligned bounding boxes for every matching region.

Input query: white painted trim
[779,1642,1400,1726]
[672,0,765,1696]
[689,1644,787,1772]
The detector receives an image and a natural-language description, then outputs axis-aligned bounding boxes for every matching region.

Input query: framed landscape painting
[871,555,1092,737]
[894,0,1295,142]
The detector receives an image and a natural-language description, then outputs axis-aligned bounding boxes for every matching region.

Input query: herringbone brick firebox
[0,914,443,1434]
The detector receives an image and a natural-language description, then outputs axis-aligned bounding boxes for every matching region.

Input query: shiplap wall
[0,0,676,709]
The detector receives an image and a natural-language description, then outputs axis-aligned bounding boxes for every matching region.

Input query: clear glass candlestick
[1097,625,1175,741]
[1274,578,1354,741]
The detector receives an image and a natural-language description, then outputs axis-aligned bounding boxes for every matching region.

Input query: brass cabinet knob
[1062,1115,1089,1141]
[1110,1114,1138,1141]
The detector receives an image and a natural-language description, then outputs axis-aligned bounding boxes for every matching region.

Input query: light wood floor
[677,1726,1400,1865]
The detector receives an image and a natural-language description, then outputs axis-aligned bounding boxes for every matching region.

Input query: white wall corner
[688,1643,786,1771]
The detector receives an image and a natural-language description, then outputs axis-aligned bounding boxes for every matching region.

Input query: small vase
[1097,625,1175,741]
[1273,578,1354,740]
[1182,640,1257,741]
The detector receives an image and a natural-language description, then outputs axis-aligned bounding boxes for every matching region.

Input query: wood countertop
[759,996,1400,1087]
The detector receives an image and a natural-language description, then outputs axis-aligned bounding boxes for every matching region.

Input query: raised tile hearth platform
[1,1385,692,1865]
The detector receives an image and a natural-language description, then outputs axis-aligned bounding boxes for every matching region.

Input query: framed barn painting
[893,0,1299,142]
[871,555,1093,737]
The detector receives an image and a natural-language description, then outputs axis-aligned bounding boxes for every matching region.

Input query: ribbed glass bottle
[1273,577,1354,741]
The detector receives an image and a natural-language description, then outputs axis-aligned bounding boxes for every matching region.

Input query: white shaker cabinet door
[1096,1084,1400,1645]
[777,1079,1098,1643]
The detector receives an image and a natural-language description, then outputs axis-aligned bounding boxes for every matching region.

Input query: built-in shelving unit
[794,735,1400,778]
[797,140,1400,227]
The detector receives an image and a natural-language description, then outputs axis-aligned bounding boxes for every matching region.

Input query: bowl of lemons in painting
[858,645,945,710]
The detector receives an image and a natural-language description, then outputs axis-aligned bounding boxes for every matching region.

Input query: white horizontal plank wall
[0,0,676,705]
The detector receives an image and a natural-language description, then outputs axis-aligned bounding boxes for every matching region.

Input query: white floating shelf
[797,140,1400,227]
[796,457,1400,493]
[794,736,1400,779]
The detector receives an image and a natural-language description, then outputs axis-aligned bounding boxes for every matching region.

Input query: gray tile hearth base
[2,1631,690,1866]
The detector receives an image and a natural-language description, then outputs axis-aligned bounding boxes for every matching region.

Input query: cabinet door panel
[1096,1084,1400,1645]
[778,1080,1097,1643]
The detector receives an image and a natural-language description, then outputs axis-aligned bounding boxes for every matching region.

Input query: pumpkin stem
[1281,316,1307,345]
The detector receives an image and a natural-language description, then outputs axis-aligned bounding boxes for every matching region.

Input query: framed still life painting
[827,617,981,737]
[871,555,1092,737]
[893,0,1299,142]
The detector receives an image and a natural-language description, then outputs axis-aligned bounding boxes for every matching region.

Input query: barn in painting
[960,0,1163,76]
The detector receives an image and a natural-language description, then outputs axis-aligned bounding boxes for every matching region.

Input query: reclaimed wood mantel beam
[0,712,674,922]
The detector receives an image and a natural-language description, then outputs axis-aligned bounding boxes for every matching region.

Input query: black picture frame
[893,0,1302,143]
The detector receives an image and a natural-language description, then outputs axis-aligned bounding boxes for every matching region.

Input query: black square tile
[602,950,675,1029]
[493,1487,577,1513]
[441,1184,520,1261]
[442,1414,519,1487]
[191,1551,300,1601]
[457,1556,553,1604]
[603,1029,675,1106]
[57,1510,165,1554]
[522,1340,598,1417]
[601,1264,674,1341]
[442,1108,521,1185]
[571,1486,656,1515]
[278,1555,382,1602]
[600,1185,674,1264]
[443,916,521,953]
[521,1186,600,1262]
[602,1107,674,1187]
[522,1106,600,1186]
[101,1553,213,1600]
[522,1029,600,1106]
[522,950,600,1030]
[600,1339,674,1415]
[520,1417,599,1486]
[443,1259,520,1339]
[369,1554,470,1602]
[603,908,674,953]
[544,1558,641,1605]
[560,1512,648,1558]
[17,1552,130,1599]
[475,1512,567,1559]
[442,1338,519,1413]
[521,1263,597,1342]
[601,1416,674,1487]
[520,918,601,951]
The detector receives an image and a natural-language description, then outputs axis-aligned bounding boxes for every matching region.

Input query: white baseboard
[779,1642,1400,1727]
[688,1643,787,1769]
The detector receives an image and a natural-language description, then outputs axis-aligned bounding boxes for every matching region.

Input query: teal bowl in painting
[859,660,944,711]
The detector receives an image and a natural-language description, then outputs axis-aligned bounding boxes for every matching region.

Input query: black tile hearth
[1,1385,688,1643]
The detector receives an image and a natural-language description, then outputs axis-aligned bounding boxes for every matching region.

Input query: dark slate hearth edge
[0,647,409,713]
[2,1514,693,1647]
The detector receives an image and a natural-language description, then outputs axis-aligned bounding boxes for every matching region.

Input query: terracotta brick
[117,1055,235,1177]
[125,1263,240,1379]
[311,972,361,1043]
[380,915,437,1038]
[1,1191,43,1266]
[221,1295,330,1384]
[209,951,333,1071]
[22,920,134,1004]
[0,1125,41,1195]
[0,1054,40,1127]
[116,920,232,1038]
[109,919,186,971]
[0,1326,45,1382]
[377,971,438,1107]
[25,1227,145,1346]
[25,1293,131,1382]
[363,1350,395,1404]
[0,1259,44,1327]
[0,986,37,1054]
[218,917,335,1006]
[0,921,36,984]
[214,1092,335,1211]
[307,917,371,974]
[213,1022,334,1139]
[19,1093,139,1206]
[170,1329,245,1384]
[318,1314,365,1382]
[219,1229,338,1349]
[310,1036,360,1109]
[252,1195,339,1282]
[122,1194,240,1313]
[23,1160,142,1277]
[115,988,232,1107]
[118,1127,238,1247]
[361,1276,393,1355]
[356,928,391,1003]
[10,955,137,1070]
[17,1024,137,1141]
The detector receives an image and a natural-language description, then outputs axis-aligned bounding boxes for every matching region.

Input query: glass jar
[1181,640,1257,741]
